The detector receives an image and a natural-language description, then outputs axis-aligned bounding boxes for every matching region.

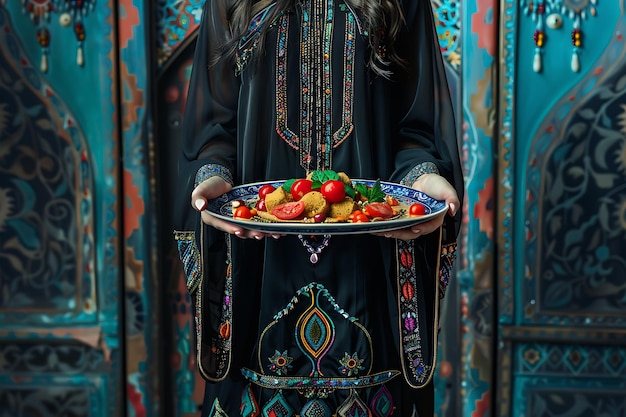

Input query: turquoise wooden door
[0,2,125,415]
[0,0,160,415]
[497,1,626,415]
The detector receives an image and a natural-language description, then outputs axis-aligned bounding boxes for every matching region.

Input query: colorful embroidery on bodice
[275,0,356,171]
[236,4,278,75]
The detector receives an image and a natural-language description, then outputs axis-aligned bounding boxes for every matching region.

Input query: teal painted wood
[518,1,626,328]
[498,1,626,416]
[119,0,162,416]
[0,2,123,416]
[440,0,500,416]
[514,343,626,416]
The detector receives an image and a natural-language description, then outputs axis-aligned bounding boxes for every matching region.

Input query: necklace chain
[297,234,332,264]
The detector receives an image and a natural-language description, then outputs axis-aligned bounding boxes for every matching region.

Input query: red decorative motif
[400,249,413,268]
[402,282,415,301]
[219,321,231,339]
[533,29,545,47]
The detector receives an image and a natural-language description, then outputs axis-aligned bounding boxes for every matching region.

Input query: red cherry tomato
[353,213,370,223]
[233,206,252,219]
[271,201,306,220]
[258,184,276,199]
[364,202,394,219]
[348,209,363,221]
[291,179,313,200]
[409,203,427,216]
[320,180,346,203]
[256,199,267,212]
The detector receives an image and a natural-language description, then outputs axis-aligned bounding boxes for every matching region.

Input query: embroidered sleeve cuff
[195,164,234,188]
[399,162,439,187]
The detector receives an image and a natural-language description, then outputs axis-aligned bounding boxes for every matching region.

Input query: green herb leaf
[344,184,356,199]
[311,169,339,183]
[368,179,386,202]
[282,178,296,193]
[354,183,368,197]
[353,180,385,202]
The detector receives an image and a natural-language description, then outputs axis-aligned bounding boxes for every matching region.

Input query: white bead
[571,52,581,72]
[77,46,84,66]
[533,52,542,73]
[546,13,563,29]
[41,53,48,73]
[59,12,72,27]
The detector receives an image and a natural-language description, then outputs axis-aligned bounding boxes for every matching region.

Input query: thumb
[191,176,233,212]
[448,202,456,216]
[194,198,207,211]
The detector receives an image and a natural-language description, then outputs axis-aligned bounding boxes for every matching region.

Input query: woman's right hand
[191,176,275,240]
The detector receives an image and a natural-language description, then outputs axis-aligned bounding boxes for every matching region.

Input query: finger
[374,229,421,241]
[194,198,207,211]
[199,214,266,240]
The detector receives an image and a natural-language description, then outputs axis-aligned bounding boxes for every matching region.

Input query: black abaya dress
[174,0,464,416]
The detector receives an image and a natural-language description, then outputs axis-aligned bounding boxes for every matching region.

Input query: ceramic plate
[205,179,447,235]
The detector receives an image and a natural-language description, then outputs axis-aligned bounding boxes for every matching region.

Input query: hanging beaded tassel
[570,17,582,72]
[61,0,96,67]
[559,0,597,72]
[297,234,331,264]
[522,1,547,73]
[23,0,54,73]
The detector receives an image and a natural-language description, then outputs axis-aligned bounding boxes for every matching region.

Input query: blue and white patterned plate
[205,179,448,235]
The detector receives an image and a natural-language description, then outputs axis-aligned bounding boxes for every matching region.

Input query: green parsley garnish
[354,179,385,202]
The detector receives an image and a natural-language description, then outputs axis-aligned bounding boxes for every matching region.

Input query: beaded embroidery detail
[235,4,278,75]
[399,162,439,188]
[208,398,230,417]
[240,384,260,417]
[173,230,202,293]
[301,398,333,417]
[275,1,356,171]
[268,350,294,375]
[195,234,233,381]
[337,390,371,417]
[195,163,234,187]
[397,240,431,387]
[262,390,295,417]
[339,352,365,376]
[439,242,457,299]
[370,385,395,417]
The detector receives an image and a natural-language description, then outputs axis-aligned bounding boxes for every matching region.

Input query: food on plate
[300,191,329,217]
[328,197,357,219]
[264,186,291,211]
[230,169,428,224]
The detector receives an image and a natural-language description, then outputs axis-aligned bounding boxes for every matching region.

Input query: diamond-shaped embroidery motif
[262,390,295,417]
[337,390,371,417]
[301,398,332,417]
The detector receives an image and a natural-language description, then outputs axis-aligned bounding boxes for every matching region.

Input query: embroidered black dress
[175,0,463,416]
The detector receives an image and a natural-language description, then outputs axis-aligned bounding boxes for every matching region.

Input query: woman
[174,0,463,415]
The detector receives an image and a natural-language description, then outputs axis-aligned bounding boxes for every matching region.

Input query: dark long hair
[212,0,406,78]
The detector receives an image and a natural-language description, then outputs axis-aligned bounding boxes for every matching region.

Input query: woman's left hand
[374,173,460,241]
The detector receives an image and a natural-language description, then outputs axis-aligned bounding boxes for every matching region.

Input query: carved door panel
[497,1,626,416]
[0,1,158,415]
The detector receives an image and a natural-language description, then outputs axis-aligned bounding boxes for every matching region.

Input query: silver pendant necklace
[297,234,331,264]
